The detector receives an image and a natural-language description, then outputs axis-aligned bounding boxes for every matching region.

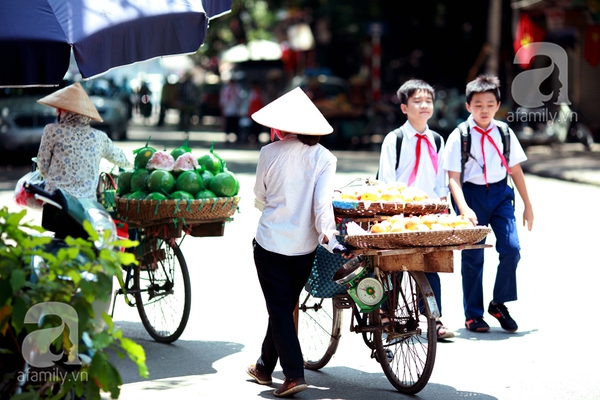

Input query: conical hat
[251,87,332,135]
[37,82,103,122]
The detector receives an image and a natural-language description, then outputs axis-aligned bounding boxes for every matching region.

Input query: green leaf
[120,337,149,378]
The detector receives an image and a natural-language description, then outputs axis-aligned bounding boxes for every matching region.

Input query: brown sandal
[436,321,455,340]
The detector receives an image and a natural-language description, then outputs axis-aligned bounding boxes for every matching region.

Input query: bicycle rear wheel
[297,285,343,370]
[373,271,437,394]
[134,237,191,343]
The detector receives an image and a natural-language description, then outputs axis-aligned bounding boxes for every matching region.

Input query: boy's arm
[509,164,534,231]
[448,171,478,226]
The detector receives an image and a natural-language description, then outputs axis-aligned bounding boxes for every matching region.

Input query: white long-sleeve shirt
[377,122,449,200]
[254,134,339,256]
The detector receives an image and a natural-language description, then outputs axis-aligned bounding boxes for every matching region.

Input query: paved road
[1,126,599,400]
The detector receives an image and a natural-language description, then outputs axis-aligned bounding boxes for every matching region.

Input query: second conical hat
[251,87,332,135]
[37,82,103,122]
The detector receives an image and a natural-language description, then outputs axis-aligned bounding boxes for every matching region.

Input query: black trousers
[252,239,316,379]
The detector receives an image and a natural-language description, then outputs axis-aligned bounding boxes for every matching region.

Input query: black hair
[298,134,320,146]
[397,79,435,105]
[466,74,501,104]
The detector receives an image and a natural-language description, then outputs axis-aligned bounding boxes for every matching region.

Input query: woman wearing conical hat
[246,87,351,398]
[36,82,132,200]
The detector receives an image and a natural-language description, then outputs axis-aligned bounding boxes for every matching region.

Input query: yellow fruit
[361,189,380,201]
[370,220,391,233]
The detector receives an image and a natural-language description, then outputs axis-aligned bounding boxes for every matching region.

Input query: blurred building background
[62,0,600,148]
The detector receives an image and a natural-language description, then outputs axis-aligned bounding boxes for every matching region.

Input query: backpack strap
[377,126,442,179]
[458,121,512,184]
[458,121,471,184]
[393,126,404,171]
[496,121,511,165]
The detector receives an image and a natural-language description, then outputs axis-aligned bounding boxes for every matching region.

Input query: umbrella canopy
[220,40,283,63]
[0,0,232,88]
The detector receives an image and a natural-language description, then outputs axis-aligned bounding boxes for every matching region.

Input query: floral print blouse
[37,112,132,200]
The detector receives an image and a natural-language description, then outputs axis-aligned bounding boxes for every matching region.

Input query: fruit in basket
[146,150,175,171]
[173,153,199,172]
[146,170,175,194]
[200,169,214,189]
[197,141,223,175]
[145,192,169,201]
[133,138,156,169]
[117,170,134,195]
[371,220,391,233]
[340,188,361,200]
[361,188,380,201]
[127,189,149,200]
[171,190,195,200]
[130,168,149,192]
[195,189,217,199]
[170,138,192,160]
[198,153,222,175]
[175,170,203,196]
[400,187,428,202]
[210,170,239,197]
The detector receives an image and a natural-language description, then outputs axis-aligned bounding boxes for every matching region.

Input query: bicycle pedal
[333,294,353,309]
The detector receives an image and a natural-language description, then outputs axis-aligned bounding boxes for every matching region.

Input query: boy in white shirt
[377,79,453,340]
[442,75,533,333]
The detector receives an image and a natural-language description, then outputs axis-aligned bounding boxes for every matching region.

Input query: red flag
[513,13,546,69]
[584,25,600,67]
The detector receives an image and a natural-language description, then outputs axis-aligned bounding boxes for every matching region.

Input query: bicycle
[297,243,490,394]
[96,171,191,343]
[99,170,239,343]
[111,227,192,343]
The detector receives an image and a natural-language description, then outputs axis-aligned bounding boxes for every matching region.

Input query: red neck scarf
[407,133,438,186]
[472,125,511,187]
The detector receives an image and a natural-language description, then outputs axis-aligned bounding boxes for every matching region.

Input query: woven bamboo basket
[333,199,448,217]
[115,196,240,223]
[345,227,491,249]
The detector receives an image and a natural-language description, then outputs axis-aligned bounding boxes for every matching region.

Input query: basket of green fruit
[114,139,240,224]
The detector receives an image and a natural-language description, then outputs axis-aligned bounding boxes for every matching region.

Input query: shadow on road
[251,366,499,400]
[110,321,244,384]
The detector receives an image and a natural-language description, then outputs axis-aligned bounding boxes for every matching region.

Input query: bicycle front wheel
[134,237,191,343]
[373,271,437,394]
[297,285,343,370]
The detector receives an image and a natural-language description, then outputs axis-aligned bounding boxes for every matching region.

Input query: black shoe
[488,302,518,332]
[465,317,490,332]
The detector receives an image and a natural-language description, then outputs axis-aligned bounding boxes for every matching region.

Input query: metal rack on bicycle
[99,172,240,343]
[297,179,492,395]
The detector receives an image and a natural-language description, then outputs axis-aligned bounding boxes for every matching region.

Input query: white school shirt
[442,116,527,185]
[377,122,448,200]
[254,134,339,256]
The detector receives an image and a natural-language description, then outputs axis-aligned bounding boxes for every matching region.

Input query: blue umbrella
[0,0,232,87]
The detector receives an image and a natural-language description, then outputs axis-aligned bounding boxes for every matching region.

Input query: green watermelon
[195,189,217,199]
[175,170,203,196]
[171,190,195,200]
[145,192,169,201]
[117,170,134,195]
[209,171,239,197]
[146,170,175,193]
[133,138,156,169]
[130,169,149,192]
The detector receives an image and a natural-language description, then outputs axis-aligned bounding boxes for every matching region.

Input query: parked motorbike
[0,176,118,398]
